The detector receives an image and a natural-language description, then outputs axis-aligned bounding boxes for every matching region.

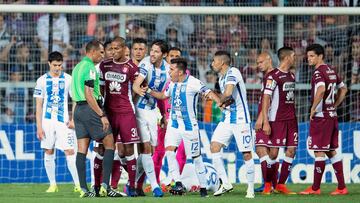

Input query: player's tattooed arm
[218,84,235,108]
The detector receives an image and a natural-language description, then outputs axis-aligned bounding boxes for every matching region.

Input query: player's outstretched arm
[218,84,235,108]
[133,75,147,97]
[261,94,271,135]
[35,97,45,141]
[149,89,168,100]
[205,91,222,106]
[310,85,325,120]
[334,86,348,109]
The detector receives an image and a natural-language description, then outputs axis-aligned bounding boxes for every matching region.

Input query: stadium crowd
[0,0,360,124]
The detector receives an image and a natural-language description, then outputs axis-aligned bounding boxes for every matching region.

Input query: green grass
[0,184,359,203]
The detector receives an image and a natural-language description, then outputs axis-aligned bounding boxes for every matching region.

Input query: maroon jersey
[311,64,344,118]
[257,69,277,116]
[263,69,296,121]
[99,58,138,114]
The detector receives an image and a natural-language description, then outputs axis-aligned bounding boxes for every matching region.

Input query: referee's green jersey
[71,56,101,102]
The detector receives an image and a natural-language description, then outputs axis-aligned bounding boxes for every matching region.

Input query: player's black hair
[214,50,231,65]
[169,47,182,55]
[277,46,294,62]
[103,40,112,49]
[132,38,147,48]
[151,39,169,54]
[48,51,63,62]
[171,57,188,73]
[112,36,126,47]
[85,40,104,53]
[306,43,325,59]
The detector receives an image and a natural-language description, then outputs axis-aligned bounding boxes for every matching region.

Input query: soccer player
[261,47,297,195]
[149,57,221,198]
[300,44,348,195]
[131,38,148,66]
[71,40,123,197]
[254,52,277,192]
[153,46,186,185]
[34,51,80,193]
[99,37,142,197]
[132,39,170,197]
[210,51,255,198]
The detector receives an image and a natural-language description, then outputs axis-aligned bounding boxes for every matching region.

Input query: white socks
[166,151,181,182]
[66,153,79,185]
[244,159,255,192]
[44,153,56,185]
[136,154,144,183]
[142,154,159,190]
[193,156,207,188]
[212,152,229,185]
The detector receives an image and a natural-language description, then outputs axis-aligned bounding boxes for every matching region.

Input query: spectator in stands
[204,29,219,56]
[4,13,28,42]
[304,0,346,6]
[221,15,248,48]
[285,21,307,50]
[166,26,181,48]
[94,25,106,43]
[229,31,247,68]
[3,66,28,123]
[351,34,360,84]
[260,38,278,67]
[155,0,194,45]
[0,14,16,63]
[241,48,261,84]
[195,45,210,82]
[12,43,36,81]
[37,13,71,61]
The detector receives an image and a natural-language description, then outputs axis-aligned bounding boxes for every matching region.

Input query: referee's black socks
[76,152,88,191]
[102,149,115,189]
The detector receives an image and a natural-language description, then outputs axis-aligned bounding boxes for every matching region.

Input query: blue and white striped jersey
[33,72,72,123]
[165,75,210,131]
[219,67,250,124]
[137,56,170,110]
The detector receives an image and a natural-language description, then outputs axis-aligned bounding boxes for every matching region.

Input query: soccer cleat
[299,186,321,195]
[160,183,169,192]
[92,185,100,197]
[200,188,209,197]
[274,184,296,195]
[254,183,264,193]
[330,187,348,195]
[213,182,233,196]
[136,188,146,196]
[73,185,81,193]
[79,190,96,198]
[245,191,255,199]
[99,185,108,197]
[107,188,127,197]
[262,182,272,195]
[144,185,152,193]
[46,185,58,193]
[125,185,138,197]
[153,187,164,197]
[169,181,185,196]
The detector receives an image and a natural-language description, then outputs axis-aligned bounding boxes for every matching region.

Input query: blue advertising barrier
[1,122,359,183]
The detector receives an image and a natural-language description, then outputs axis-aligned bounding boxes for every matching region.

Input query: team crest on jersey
[105,71,127,83]
[59,82,65,89]
[122,66,129,73]
[181,85,186,92]
[109,81,121,94]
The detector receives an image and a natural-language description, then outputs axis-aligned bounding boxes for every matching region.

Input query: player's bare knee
[210,142,222,153]
[285,148,296,158]
[166,146,176,152]
[44,149,55,155]
[142,142,152,154]
[64,149,75,156]
[325,150,336,158]
[116,144,125,157]
[256,146,268,157]
[269,148,279,160]
[124,144,134,156]
[314,151,326,157]
[243,151,252,161]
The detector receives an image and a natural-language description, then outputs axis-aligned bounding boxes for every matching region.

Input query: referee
[71,40,123,198]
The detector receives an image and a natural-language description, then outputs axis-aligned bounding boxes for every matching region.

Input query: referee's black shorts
[74,101,112,141]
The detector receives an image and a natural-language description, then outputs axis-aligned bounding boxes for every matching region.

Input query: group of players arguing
[34,35,348,198]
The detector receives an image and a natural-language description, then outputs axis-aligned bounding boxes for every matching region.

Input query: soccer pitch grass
[1,184,359,203]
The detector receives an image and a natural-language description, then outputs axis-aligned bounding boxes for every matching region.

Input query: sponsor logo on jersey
[105,71,127,82]
[329,75,337,80]
[283,82,295,91]
[109,81,121,94]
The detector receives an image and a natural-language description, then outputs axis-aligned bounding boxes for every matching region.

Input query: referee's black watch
[99,113,106,118]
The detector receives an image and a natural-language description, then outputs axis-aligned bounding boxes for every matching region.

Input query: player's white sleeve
[164,82,174,97]
[225,68,240,86]
[192,77,210,95]
[33,77,45,98]
[67,74,73,99]
[263,75,277,96]
[138,58,150,78]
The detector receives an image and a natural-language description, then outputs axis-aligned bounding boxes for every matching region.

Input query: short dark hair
[169,47,182,55]
[214,50,231,65]
[132,38,147,48]
[151,39,169,54]
[277,46,294,61]
[306,43,325,58]
[112,36,126,46]
[171,57,187,73]
[103,40,112,49]
[48,51,63,62]
[85,40,103,53]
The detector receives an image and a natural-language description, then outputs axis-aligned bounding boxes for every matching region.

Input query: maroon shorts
[108,113,140,144]
[268,119,298,147]
[309,117,338,151]
[255,130,270,147]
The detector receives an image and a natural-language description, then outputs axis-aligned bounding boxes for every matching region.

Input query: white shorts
[41,119,76,151]
[136,108,159,146]
[165,125,201,158]
[211,122,253,152]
